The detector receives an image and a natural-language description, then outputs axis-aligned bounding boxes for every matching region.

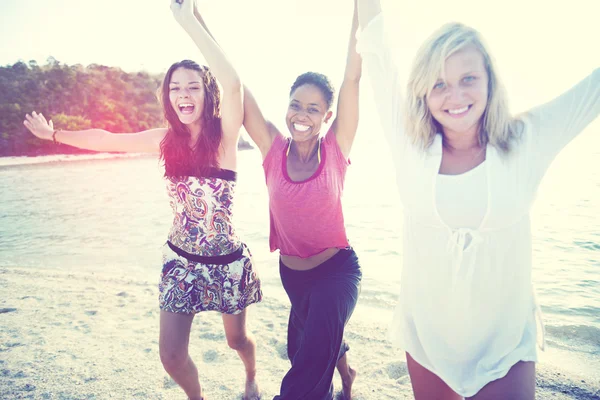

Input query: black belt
[166,241,244,265]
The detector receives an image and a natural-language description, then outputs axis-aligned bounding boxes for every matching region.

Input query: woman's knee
[226,333,251,351]
[159,344,188,372]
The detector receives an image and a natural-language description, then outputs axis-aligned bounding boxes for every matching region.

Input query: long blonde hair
[405,22,521,153]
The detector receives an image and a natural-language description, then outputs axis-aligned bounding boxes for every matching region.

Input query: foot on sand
[340,367,357,400]
[188,389,205,400]
[243,379,261,400]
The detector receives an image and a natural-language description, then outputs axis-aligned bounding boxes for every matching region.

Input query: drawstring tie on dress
[446,228,483,289]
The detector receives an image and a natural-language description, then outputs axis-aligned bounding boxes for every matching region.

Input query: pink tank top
[263,128,350,258]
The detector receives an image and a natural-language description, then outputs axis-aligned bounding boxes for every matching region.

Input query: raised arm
[357,0,405,156]
[191,2,278,159]
[332,0,363,159]
[357,0,381,27]
[171,0,243,147]
[527,68,600,176]
[23,111,165,153]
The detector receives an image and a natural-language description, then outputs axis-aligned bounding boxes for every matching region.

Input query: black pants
[274,248,362,400]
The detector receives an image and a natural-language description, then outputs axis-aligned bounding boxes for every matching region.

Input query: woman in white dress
[357,0,600,398]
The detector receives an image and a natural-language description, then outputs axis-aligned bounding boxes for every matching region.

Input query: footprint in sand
[2,342,24,351]
[203,349,219,362]
[21,383,35,392]
[386,361,408,380]
[117,292,128,297]
[275,343,288,360]
[72,321,91,334]
[163,376,178,389]
[20,296,42,301]
[85,310,97,316]
[199,332,225,341]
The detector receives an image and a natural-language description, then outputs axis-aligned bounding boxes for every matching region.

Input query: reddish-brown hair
[159,60,222,177]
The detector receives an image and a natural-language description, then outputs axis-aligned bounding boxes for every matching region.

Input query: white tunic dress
[358,13,600,397]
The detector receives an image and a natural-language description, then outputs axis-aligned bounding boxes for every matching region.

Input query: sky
[1,0,599,119]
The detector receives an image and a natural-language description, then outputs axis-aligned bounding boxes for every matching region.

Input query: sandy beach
[1,264,599,400]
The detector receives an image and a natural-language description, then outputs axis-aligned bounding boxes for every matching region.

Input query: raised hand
[170,0,195,27]
[23,111,54,141]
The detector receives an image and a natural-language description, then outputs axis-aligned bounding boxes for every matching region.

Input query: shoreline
[0,139,254,160]
[0,146,256,169]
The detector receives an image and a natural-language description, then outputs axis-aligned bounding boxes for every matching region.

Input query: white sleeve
[527,68,600,176]
[357,13,406,159]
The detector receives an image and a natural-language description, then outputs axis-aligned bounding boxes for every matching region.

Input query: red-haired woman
[23,1,262,399]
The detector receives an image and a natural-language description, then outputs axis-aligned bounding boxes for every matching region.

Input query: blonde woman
[357,0,600,399]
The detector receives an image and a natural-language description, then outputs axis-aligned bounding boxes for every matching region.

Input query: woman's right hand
[23,111,54,141]
[170,0,195,28]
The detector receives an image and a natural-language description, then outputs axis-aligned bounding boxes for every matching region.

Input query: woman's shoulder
[262,131,288,169]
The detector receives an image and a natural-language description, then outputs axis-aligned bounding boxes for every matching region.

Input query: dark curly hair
[289,72,335,110]
[158,60,222,177]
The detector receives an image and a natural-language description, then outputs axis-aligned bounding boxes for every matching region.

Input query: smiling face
[168,67,206,127]
[426,46,489,139]
[286,84,332,142]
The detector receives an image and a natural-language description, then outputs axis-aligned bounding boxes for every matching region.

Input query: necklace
[286,137,322,163]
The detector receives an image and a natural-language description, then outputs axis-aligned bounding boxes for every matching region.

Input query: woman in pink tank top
[193,1,363,398]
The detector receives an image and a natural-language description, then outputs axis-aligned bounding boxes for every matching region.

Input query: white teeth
[448,106,469,115]
[178,103,195,115]
[293,123,310,132]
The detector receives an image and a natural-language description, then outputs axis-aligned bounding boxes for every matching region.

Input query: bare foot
[243,379,261,400]
[340,367,357,400]
[189,390,205,400]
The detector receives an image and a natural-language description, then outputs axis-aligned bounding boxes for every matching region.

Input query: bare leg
[336,353,357,400]
[468,361,535,400]
[159,311,204,400]
[406,352,462,400]
[222,310,260,400]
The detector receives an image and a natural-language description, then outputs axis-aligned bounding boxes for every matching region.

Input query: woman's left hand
[170,0,195,27]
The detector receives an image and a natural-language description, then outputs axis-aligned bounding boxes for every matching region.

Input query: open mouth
[178,103,195,115]
[293,123,311,132]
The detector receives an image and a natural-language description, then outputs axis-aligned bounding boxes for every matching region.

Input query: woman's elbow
[224,76,243,96]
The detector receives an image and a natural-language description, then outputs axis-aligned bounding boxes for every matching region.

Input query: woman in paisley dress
[23,1,262,399]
